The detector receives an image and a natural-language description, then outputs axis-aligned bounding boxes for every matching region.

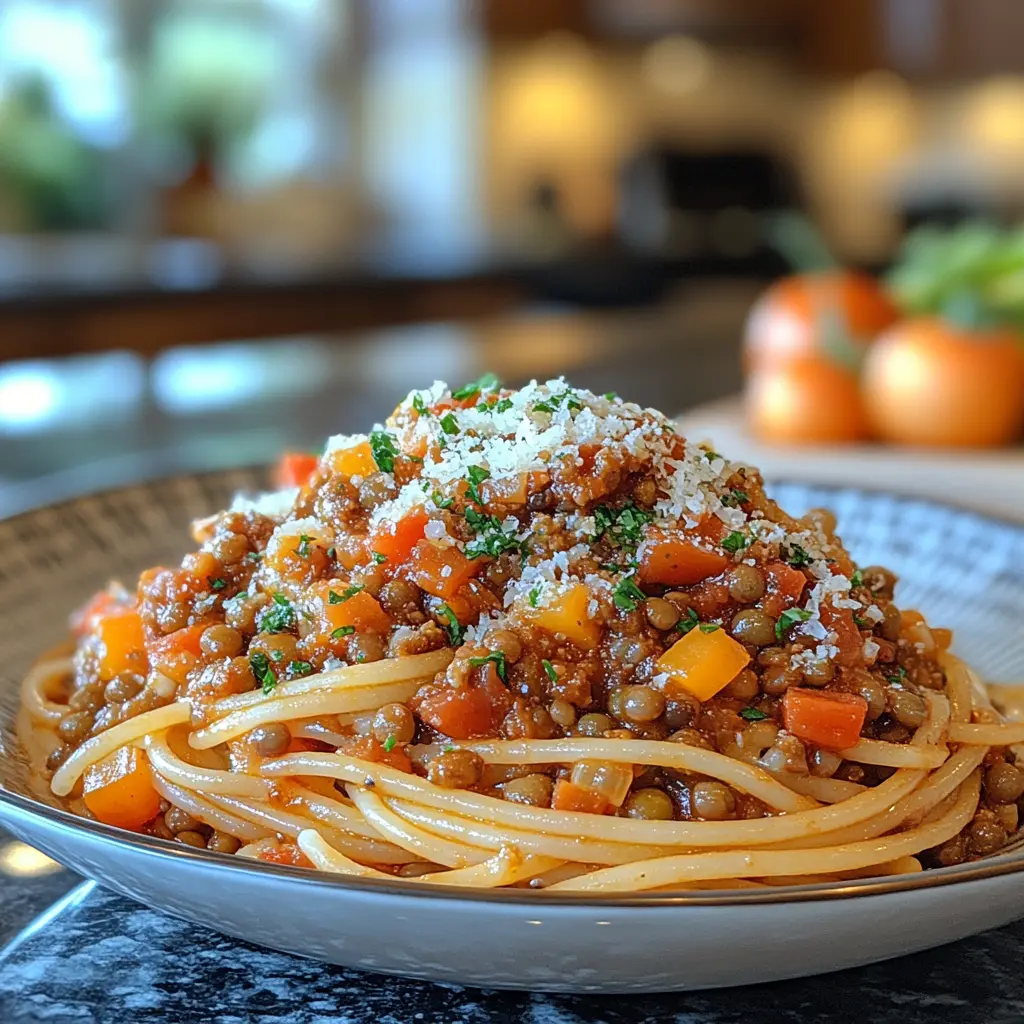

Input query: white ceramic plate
[2,473,1024,994]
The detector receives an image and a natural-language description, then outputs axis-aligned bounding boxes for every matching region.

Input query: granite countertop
[3,864,1024,1024]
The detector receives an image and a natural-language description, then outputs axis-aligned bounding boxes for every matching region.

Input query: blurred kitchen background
[3,0,1024,516]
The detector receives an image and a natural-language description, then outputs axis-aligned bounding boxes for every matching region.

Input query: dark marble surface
[3,880,1024,1024]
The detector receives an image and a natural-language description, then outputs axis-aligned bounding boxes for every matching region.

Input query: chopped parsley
[534,389,583,415]
[270,648,285,662]
[464,507,522,559]
[469,650,507,682]
[542,659,558,682]
[698,623,721,634]
[592,502,652,550]
[369,430,399,474]
[528,585,541,608]
[676,608,700,634]
[775,607,813,641]
[439,412,459,436]
[853,615,871,628]
[208,577,226,591]
[296,534,312,559]
[260,593,296,634]
[331,624,356,639]
[383,734,397,753]
[412,394,430,416]
[371,551,387,564]
[703,449,724,462]
[249,651,277,694]
[287,660,313,677]
[786,544,811,568]
[850,569,863,588]
[739,706,769,722]
[432,492,454,509]
[438,604,464,646]
[720,489,749,508]
[465,465,490,505]
[326,546,336,560]
[245,551,262,564]
[329,584,364,604]
[612,577,646,612]
[885,666,908,685]
[452,372,499,400]
[721,531,748,553]
[494,397,513,413]
[603,391,617,400]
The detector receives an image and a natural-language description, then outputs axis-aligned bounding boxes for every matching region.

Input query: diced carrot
[901,609,926,628]
[414,666,512,739]
[343,736,414,773]
[258,843,315,869]
[329,441,377,479]
[265,527,328,579]
[638,532,729,587]
[528,584,600,650]
[71,590,126,637]
[148,623,207,685]
[407,542,481,600]
[370,508,428,566]
[783,687,868,750]
[274,452,319,489]
[656,626,751,702]
[96,610,148,682]
[552,779,610,815]
[932,627,953,651]
[765,561,807,602]
[311,583,392,636]
[83,746,162,832]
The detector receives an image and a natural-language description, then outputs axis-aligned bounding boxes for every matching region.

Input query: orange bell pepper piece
[656,625,750,701]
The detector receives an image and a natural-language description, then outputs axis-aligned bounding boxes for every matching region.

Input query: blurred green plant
[0,75,110,230]
[887,222,1024,332]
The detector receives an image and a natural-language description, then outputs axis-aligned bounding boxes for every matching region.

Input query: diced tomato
[83,746,162,832]
[71,590,124,637]
[656,626,751,702]
[258,843,315,869]
[782,687,868,750]
[342,735,414,773]
[148,623,207,685]
[762,561,808,618]
[274,452,319,489]
[96,610,148,682]
[414,665,512,739]
[370,509,428,566]
[638,531,729,587]
[311,582,392,636]
[819,604,863,667]
[552,779,610,815]
[407,542,482,600]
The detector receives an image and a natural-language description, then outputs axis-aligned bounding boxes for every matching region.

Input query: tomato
[83,746,162,832]
[274,452,319,489]
[258,844,315,869]
[783,687,868,750]
[746,358,870,444]
[744,271,898,373]
[862,317,1024,447]
[414,665,512,739]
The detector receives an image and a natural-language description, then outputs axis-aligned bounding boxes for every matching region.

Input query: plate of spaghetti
[3,377,1024,992]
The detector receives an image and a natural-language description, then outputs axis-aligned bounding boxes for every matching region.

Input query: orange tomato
[744,271,898,373]
[746,358,870,444]
[414,665,512,739]
[273,452,319,489]
[862,317,1024,447]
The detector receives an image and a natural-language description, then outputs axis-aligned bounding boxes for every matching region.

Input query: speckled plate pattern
[1,472,1024,993]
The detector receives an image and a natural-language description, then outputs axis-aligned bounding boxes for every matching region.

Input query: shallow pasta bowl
[1,473,1024,993]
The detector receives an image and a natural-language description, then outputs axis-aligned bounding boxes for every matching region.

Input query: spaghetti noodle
[17,378,1024,891]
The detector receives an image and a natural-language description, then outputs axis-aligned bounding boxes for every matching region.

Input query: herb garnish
[464,507,522,559]
[528,586,541,608]
[603,391,618,400]
[786,544,811,568]
[592,502,652,550]
[850,569,863,588]
[885,666,908,685]
[612,577,646,612]
[720,489,749,508]
[369,430,399,474]
[739,707,769,722]
[698,623,721,633]
[542,659,558,682]
[209,577,226,591]
[721,531,748,553]
[775,607,812,641]
[703,449,724,462]
[432,492,454,509]
[260,593,296,634]
[371,551,387,564]
[296,534,312,559]
[383,734,397,753]
[249,651,277,694]
[331,625,356,639]
[676,608,700,634]
[439,413,459,436]
[438,604,464,646]
[412,394,430,416]
[329,584,364,604]
[469,650,507,682]
[287,660,313,677]
[465,465,490,505]
[452,372,499,400]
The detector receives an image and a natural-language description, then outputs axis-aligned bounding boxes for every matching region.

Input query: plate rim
[3,470,1023,910]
